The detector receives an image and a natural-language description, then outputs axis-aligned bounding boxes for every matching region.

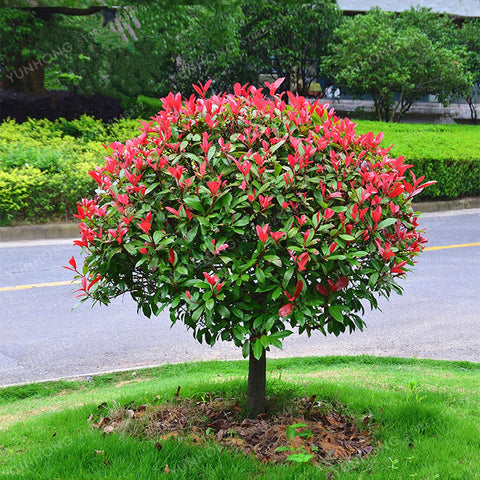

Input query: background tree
[0,5,244,114]
[457,18,480,124]
[240,0,342,95]
[0,7,113,95]
[66,80,432,415]
[325,8,473,122]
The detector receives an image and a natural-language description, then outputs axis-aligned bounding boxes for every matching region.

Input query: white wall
[337,0,480,17]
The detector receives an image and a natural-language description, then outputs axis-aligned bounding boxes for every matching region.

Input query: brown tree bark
[2,56,48,95]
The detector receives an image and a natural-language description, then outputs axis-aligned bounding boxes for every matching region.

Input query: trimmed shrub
[67,80,433,414]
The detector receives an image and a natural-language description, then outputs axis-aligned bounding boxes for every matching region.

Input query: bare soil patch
[89,394,375,465]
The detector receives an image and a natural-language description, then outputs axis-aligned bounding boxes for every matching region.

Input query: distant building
[337,0,480,18]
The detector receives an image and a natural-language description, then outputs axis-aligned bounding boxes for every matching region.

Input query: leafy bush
[67,79,432,414]
[0,163,97,225]
[0,116,144,224]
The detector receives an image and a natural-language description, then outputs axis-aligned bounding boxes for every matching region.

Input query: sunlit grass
[1,356,479,479]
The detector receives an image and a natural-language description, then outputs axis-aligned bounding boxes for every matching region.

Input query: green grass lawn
[1,356,479,479]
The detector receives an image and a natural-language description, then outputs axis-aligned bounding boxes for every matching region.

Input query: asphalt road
[1,209,479,386]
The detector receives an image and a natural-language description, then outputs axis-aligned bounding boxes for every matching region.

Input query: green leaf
[217,304,230,318]
[272,286,282,300]
[233,326,245,341]
[255,267,266,284]
[144,182,159,195]
[176,266,188,276]
[264,255,282,267]
[186,225,198,243]
[123,243,137,255]
[270,330,293,340]
[192,306,204,321]
[183,196,204,212]
[142,303,151,318]
[153,230,164,245]
[328,254,347,260]
[231,307,243,319]
[264,317,275,332]
[352,251,368,257]
[270,138,286,154]
[252,339,264,360]
[283,267,294,288]
[170,296,181,309]
[235,216,250,227]
[287,227,298,238]
[329,304,344,323]
[260,335,270,348]
[219,255,232,264]
[286,452,314,463]
[269,338,283,349]
[214,192,232,210]
[207,146,216,161]
[378,218,398,229]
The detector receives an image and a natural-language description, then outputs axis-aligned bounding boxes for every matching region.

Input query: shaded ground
[90,395,375,465]
[0,88,123,123]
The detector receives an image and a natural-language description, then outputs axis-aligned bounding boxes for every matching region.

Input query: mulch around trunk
[90,394,376,466]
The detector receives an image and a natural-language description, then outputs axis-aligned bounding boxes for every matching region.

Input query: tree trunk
[2,56,48,96]
[247,345,266,417]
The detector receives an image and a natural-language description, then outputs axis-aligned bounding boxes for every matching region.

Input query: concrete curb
[0,222,79,242]
[413,196,480,213]
[1,197,479,242]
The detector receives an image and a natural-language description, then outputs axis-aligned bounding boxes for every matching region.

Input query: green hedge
[354,121,480,201]
[0,116,141,225]
[0,116,478,225]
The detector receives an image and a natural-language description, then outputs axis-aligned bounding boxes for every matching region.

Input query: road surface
[0,209,479,386]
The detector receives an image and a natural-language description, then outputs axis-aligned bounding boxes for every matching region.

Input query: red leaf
[271,231,285,243]
[332,276,349,292]
[264,77,285,96]
[324,208,334,220]
[297,252,309,272]
[207,181,221,196]
[88,275,101,290]
[138,212,152,235]
[165,206,180,217]
[388,184,404,199]
[168,248,175,265]
[279,303,294,317]
[256,224,269,243]
[293,280,303,300]
[68,256,76,270]
[203,272,219,286]
[316,284,329,296]
[192,80,212,97]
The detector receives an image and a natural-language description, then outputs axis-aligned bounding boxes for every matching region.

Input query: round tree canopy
[66,79,433,360]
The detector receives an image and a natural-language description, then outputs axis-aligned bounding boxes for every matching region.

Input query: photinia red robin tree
[65,78,434,415]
